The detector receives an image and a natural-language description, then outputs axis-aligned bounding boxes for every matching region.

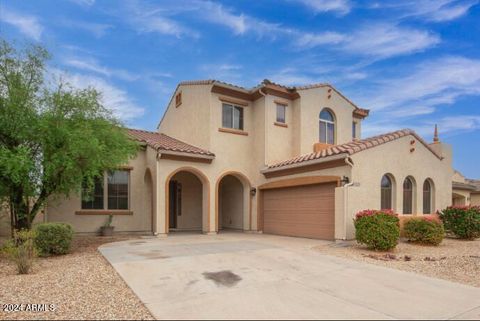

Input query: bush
[404,217,445,245]
[34,223,74,256]
[3,229,37,274]
[438,206,480,240]
[354,209,400,251]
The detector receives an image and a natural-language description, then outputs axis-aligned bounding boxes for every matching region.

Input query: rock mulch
[316,238,480,287]
[0,236,154,320]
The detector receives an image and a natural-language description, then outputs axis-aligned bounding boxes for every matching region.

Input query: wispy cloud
[60,19,113,38]
[296,23,440,59]
[0,8,43,41]
[63,56,139,81]
[52,69,144,122]
[293,0,352,15]
[373,0,478,22]
[68,0,95,7]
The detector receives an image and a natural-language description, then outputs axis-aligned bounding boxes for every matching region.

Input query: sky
[0,0,479,177]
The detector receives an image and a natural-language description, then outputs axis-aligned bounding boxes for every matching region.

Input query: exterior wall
[347,137,452,239]
[452,189,470,206]
[46,149,152,234]
[471,193,480,206]
[296,87,358,156]
[219,175,244,230]
[172,172,202,230]
[158,84,212,150]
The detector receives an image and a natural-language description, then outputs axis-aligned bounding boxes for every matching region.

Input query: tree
[0,39,138,232]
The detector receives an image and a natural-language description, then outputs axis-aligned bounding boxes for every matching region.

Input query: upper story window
[222,103,244,130]
[319,108,335,144]
[175,92,182,107]
[276,103,286,123]
[352,121,357,140]
[81,170,130,210]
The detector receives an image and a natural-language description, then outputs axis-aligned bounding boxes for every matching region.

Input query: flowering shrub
[438,206,480,240]
[404,217,445,245]
[354,210,400,251]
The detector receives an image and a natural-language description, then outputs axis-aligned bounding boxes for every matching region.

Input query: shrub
[404,217,445,245]
[438,206,480,240]
[34,223,74,256]
[3,229,37,274]
[354,209,400,251]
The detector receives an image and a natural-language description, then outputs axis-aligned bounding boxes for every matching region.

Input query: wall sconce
[340,176,350,185]
[250,187,257,196]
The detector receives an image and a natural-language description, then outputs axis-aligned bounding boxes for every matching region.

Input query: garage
[261,182,336,240]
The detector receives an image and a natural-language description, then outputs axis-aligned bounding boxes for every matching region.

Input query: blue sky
[1,0,479,177]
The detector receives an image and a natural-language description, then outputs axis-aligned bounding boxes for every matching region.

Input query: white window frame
[222,103,244,130]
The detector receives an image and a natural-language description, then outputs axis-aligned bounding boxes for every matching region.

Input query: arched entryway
[166,167,210,233]
[216,172,251,232]
[144,168,154,234]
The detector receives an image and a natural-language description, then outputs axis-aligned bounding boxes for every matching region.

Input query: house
[452,170,480,206]
[45,79,453,240]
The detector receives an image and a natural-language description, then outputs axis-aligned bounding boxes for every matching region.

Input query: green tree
[0,39,138,232]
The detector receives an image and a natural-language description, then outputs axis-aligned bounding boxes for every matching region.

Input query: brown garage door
[262,182,335,240]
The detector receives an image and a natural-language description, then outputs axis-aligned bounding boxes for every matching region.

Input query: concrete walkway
[99,232,480,320]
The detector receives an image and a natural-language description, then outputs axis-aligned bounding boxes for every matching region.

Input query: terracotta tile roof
[127,128,215,157]
[266,129,442,170]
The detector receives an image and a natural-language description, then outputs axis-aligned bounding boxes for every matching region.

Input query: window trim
[319,108,336,145]
[402,177,414,215]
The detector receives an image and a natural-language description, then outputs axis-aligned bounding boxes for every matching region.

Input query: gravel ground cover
[316,238,480,287]
[0,235,154,320]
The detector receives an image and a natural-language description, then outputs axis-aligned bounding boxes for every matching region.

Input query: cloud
[296,23,440,59]
[387,0,479,22]
[359,56,480,112]
[199,63,244,84]
[60,19,113,38]
[0,8,43,41]
[293,0,352,15]
[63,57,139,81]
[51,69,144,122]
[68,0,95,6]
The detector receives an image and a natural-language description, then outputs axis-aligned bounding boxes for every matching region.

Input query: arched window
[319,109,335,144]
[403,177,414,214]
[381,175,393,210]
[423,180,432,214]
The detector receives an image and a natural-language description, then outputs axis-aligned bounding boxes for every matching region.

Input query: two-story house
[45,79,453,240]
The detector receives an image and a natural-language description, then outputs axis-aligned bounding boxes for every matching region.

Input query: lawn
[0,236,154,320]
[316,237,480,287]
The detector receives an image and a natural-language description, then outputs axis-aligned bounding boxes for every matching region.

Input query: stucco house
[452,170,480,206]
[45,79,453,240]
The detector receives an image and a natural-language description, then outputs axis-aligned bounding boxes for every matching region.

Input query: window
[319,109,335,144]
[276,104,286,123]
[108,170,129,210]
[81,176,104,209]
[381,175,393,210]
[403,177,414,214]
[175,92,182,107]
[222,103,244,130]
[423,180,432,214]
[352,121,357,139]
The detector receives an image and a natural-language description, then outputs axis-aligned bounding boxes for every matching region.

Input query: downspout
[343,156,354,240]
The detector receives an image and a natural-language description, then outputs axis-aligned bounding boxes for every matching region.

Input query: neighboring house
[452,170,480,206]
[44,79,453,240]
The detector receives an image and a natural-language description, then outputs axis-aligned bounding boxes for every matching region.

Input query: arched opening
[144,169,154,233]
[319,108,336,144]
[452,192,467,206]
[381,174,395,210]
[216,172,251,232]
[166,168,209,233]
[423,179,434,214]
[403,176,416,215]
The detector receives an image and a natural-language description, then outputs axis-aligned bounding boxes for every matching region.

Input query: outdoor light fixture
[250,187,257,196]
[341,176,350,185]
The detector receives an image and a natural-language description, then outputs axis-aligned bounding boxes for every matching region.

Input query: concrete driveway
[99,232,480,320]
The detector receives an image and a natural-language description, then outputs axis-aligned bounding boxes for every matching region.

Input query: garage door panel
[262,182,335,240]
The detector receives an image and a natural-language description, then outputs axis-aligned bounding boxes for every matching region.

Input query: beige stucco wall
[46,149,153,234]
[470,193,480,206]
[345,137,452,239]
[171,171,203,230]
